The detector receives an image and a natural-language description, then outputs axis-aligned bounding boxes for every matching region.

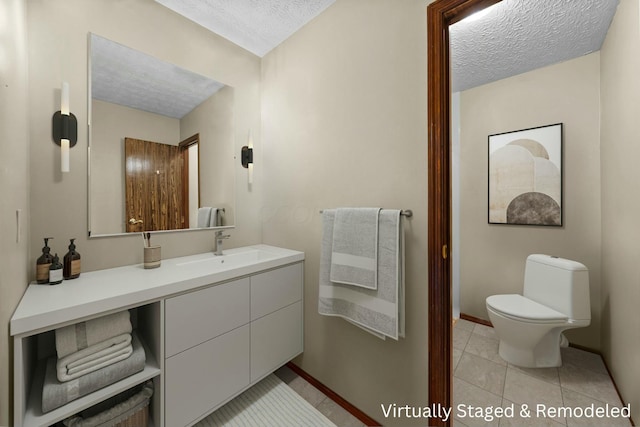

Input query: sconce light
[241,130,254,185]
[241,146,253,168]
[52,82,77,173]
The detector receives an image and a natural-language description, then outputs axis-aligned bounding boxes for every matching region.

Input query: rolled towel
[56,310,132,359]
[57,333,133,382]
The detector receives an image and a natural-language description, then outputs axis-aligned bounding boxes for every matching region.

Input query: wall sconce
[241,146,253,168]
[52,82,77,173]
[241,130,254,185]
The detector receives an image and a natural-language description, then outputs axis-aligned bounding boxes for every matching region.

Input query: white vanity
[10,245,304,427]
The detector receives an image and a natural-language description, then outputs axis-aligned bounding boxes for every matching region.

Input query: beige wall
[261,0,430,424]
[0,0,30,424]
[14,0,262,422]
[181,85,236,223]
[600,0,640,420]
[459,53,602,350]
[90,100,180,235]
[27,0,262,277]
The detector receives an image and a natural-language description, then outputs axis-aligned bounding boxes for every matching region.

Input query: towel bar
[319,209,412,218]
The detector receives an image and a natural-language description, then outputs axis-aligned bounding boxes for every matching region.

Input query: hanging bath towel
[319,209,405,340]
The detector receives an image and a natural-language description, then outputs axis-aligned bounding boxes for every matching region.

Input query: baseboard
[567,342,600,355]
[459,312,493,327]
[285,362,382,426]
[460,313,634,426]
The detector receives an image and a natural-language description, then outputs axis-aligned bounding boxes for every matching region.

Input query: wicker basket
[112,404,148,427]
[62,381,153,427]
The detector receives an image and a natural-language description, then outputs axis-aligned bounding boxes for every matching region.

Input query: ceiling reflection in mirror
[88,34,235,237]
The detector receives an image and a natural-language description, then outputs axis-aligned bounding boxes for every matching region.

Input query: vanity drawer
[251,263,303,320]
[165,324,250,427]
[251,301,303,383]
[165,278,250,357]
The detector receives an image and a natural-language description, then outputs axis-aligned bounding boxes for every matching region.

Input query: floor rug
[195,374,337,427]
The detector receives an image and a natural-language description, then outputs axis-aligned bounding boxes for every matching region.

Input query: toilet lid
[486,294,568,321]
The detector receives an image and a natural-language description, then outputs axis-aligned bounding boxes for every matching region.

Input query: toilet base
[498,329,563,368]
[487,302,590,368]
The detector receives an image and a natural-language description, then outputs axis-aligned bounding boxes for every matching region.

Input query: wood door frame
[426,0,502,425]
[179,133,200,229]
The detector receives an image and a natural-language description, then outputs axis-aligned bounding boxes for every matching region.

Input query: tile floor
[275,365,367,427]
[453,318,632,427]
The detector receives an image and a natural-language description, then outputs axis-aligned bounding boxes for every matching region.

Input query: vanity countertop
[11,245,304,336]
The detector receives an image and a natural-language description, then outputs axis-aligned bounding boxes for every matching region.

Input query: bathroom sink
[175,248,277,268]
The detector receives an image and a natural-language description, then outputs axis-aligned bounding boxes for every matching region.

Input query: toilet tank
[523,254,590,321]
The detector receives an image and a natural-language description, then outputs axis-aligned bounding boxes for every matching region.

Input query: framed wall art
[488,123,563,226]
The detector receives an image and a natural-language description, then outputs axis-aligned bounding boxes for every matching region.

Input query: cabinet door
[165,325,250,427]
[165,278,249,357]
[251,263,303,320]
[251,301,303,383]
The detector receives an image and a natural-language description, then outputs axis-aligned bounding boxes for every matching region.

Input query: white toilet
[486,254,590,368]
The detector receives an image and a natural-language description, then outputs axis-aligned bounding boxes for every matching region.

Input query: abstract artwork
[488,123,563,226]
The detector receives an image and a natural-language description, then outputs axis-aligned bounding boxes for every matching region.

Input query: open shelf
[22,337,160,427]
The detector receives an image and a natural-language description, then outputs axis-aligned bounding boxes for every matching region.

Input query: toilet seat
[487,294,568,323]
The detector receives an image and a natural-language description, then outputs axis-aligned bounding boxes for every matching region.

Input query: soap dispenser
[36,237,54,284]
[63,238,81,279]
[49,254,63,285]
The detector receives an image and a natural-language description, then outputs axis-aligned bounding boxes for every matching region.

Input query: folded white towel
[197,207,212,228]
[55,310,132,359]
[56,333,133,382]
[330,208,380,290]
[42,332,146,414]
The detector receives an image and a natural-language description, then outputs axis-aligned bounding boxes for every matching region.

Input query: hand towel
[55,310,132,359]
[197,207,212,228]
[211,208,225,227]
[57,333,133,382]
[209,208,220,227]
[330,207,380,289]
[319,209,405,340]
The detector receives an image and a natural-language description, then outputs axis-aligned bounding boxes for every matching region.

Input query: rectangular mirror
[88,33,235,237]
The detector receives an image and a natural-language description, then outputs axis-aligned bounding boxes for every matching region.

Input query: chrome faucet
[214,230,230,256]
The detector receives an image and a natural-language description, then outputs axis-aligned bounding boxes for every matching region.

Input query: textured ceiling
[91,34,225,119]
[450,0,619,92]
[155,0,336,57]
[93,1,620,113]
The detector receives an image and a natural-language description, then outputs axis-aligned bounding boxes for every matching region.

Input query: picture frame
[488,123,563,226]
